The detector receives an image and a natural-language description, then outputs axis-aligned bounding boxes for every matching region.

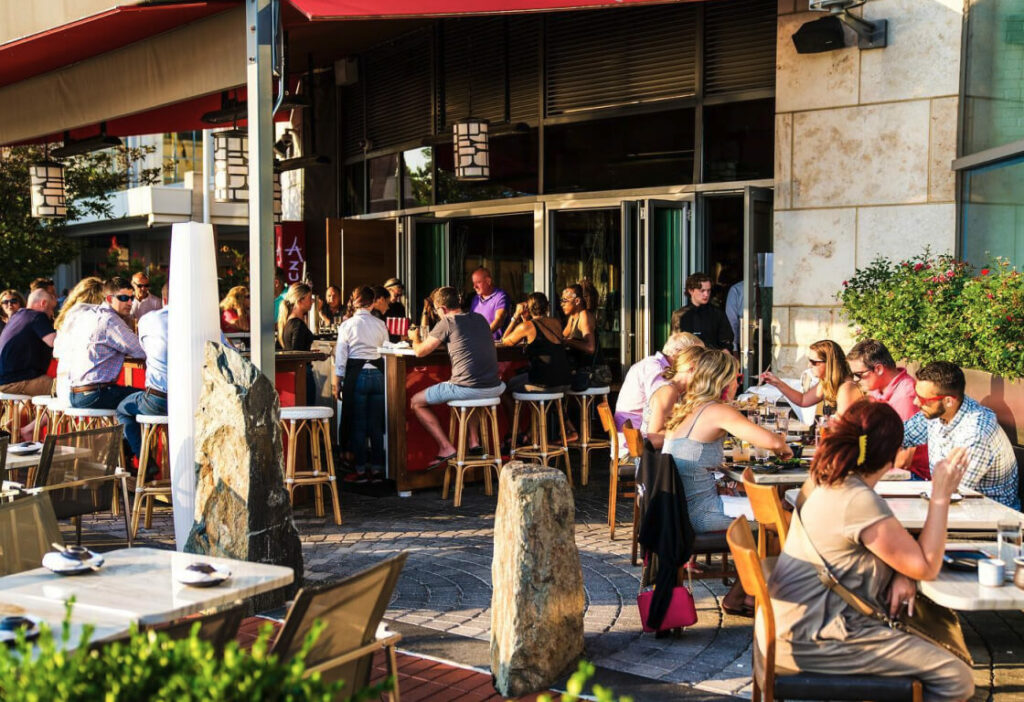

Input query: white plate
[0,615,42,644]
[42,550,104,575]
[176,563,231,587]
[7,442,43,455]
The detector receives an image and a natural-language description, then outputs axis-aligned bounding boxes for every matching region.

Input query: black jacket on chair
[637,439,695,630]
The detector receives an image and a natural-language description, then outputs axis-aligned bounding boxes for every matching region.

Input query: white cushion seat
[567,386,611,396]
[512,391,564,402]
[448,397,501,408]
[30,395,55,407]
[280,405,334,421]
[137,414,169,426]
[62,407,117,418]
[0,393,31,402]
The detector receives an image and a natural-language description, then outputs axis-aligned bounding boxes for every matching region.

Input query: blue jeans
[116,390,168,462]
[348,367,384,468]
[71,384,137,411]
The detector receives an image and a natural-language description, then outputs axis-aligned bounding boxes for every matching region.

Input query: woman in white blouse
[332,286,389,482]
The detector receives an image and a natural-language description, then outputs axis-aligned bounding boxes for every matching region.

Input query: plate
[176,563,231,588]
[0,615,42,645]
[7,442,42,455]
[42,550,104,575]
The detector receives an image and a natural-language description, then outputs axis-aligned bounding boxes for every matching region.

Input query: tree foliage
[0,144,159,290]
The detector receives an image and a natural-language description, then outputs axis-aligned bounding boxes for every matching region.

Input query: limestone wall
[772,0,962,375]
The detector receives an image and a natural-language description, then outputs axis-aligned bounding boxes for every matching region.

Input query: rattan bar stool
[443,397,503,507]
[509,391,573,486]
[29,395,66,443]
[130,414,170,538]
[565,385,611,486]
[0,393,31,439]
[280,405,342,525]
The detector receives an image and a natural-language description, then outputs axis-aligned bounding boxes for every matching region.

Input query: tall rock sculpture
[491,462,585,697]
[185,342,303,609]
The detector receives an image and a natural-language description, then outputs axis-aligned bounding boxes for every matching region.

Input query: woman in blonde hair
[54,277,105,331]
[663,350,791,534]
[643,345,707,449]
[52,276,108,407]
[278,282,314,351]
[761,339,862,416]
[219,285,250,333]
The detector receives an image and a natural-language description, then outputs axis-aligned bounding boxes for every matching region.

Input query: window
[449,214,535,302]
[961,156,1024,265]
[703,99,774,182]
[436,130,538,204]
[367,153,399,213]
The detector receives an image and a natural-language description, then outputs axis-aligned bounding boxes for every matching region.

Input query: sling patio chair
[0,492,63,576]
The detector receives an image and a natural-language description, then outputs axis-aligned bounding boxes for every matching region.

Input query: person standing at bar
[671,272,734,351]
[278,283,315,351]
[130,271,162,322]
[467,267,509,340]
[318,285,345,328]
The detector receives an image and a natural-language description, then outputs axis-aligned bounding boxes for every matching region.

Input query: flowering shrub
[838,251,1024,379]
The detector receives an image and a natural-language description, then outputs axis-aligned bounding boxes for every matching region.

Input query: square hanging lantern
[29,159,67,218]
[213,128,249,202]
[453,118,490,181]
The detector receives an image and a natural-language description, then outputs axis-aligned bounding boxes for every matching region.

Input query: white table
[920,542,1024,610]
[731,466,911,487]
[0,547,295,626]
[5,445,88,472]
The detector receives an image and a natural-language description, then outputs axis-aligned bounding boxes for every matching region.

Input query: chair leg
[579,395,591,486]
[386,643,401,702]
[319,419,342,525]
[509,400,521,459]
[555,399,573,487]
[131,424,153,539]
[631,493,640,566]
[120,475,133,548]
[488,406,503,485]
[453,408,469,507]
[308,421,325,518]
[283,420,297,505]
[608,464,617,540]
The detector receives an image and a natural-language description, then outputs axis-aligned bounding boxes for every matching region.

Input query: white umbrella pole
[167,222,221,550]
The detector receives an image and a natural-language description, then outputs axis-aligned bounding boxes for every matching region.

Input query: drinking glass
[776,412,790,434]
[997,518,1020,563]
[753,444,769,461]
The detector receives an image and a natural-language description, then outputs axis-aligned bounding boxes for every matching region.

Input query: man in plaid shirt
[902,361,1019,509]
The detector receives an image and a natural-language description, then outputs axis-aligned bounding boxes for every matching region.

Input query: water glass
[776,412,790,434]
[753,444,769,461]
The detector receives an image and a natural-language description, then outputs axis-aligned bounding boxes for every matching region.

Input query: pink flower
[987,293,995,299]
[842,280,848,287]
[913,263,924,271]
[981,268,990,275]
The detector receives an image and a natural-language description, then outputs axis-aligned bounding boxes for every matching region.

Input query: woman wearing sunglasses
[0,289,25,334]
[760,339,863,417]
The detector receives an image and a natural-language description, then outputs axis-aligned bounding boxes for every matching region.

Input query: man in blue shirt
[902,361,1019,509]
[0,288,57,397]
[116,284,168,478]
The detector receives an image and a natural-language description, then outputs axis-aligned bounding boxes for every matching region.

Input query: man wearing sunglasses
[847,338,930,479]
[65,276,146,411]
[130,272,162,322]
[901,361,1019,508]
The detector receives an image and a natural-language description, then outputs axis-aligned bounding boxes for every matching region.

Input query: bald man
[0,288,57,397]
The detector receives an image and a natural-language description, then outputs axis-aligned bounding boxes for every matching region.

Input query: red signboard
[275,222,307,285]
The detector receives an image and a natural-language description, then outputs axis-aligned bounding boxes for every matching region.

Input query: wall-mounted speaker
[792,16,846,53]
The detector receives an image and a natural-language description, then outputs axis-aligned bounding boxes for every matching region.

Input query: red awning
[0,2,237,89]
[287,0,690,21]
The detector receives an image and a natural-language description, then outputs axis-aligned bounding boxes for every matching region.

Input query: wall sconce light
[213,128,249,203]
[453,118,490,181]
[29,157,67,218]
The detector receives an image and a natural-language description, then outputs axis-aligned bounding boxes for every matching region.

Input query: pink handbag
[637,586,697,632]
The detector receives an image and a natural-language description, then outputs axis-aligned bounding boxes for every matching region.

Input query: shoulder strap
[791,505,891,623]
[534,318,561,344]
[682,402,715,439]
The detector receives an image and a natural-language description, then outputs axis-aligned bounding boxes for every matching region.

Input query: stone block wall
[772,0,962,375]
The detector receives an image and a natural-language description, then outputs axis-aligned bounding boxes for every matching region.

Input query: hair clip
[856,434,868,466]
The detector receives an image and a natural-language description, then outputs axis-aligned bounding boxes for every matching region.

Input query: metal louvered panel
[545,5,697,116]
[508,16,540,123]
[365,29,432,151]
[341,83,365,158]
[704,0,776,96]
[442,18,506,127]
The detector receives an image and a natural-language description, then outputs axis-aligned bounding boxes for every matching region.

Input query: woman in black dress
[278,283,315,351]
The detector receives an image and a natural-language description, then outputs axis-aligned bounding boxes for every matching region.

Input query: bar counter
[382,345,527,493]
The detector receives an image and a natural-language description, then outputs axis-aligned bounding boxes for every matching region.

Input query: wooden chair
[271,553,408,701]
[741,467,791,559]
[620,420,645,567]
[596,403,639,551]
[0,493,63,575]
[726,516,923,702]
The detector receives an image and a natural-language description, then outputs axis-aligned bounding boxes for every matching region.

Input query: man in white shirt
[130,272,162,322]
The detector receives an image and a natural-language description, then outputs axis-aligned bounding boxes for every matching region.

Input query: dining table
[920,542,1024,611]
[0,547,295,646]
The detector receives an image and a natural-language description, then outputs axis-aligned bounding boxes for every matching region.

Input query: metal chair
[444,397,502,507]
[726,516,923,702]
[741,467,791,558]
[159,604,247,653]
[565,385,611,486]
[0,493,63,576]
[271,553,407,701]
[30,425,132,546]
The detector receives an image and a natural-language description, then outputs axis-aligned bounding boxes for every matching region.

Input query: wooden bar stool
[61,407,118,431]
[443,398,502,507]
[566,385,611,486]
[130,415,170,538]
[509,391,573,486]
[29,395,64,443]
[0,393,31,439]
[279,406,342,525]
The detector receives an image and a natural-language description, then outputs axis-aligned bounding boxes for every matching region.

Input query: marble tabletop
[5,445,88,472]
[0,547,295,627]
[920,542,1024,610]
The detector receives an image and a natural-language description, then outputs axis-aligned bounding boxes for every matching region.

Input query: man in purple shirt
[65,277,146,411]
[467,267,509,340]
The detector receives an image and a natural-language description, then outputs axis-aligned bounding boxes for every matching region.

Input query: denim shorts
[424,381,505,405]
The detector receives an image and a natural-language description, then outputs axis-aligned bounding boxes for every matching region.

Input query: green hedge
[838,252,1024,380]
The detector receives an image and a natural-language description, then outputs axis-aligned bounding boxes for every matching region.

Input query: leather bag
[637,585,697,633]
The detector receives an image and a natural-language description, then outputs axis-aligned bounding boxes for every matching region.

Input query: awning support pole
[247,0,276,380]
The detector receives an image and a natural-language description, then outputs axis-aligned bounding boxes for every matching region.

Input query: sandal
[425,452,456,471]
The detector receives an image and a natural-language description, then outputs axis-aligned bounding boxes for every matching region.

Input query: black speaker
[792,15,846,54]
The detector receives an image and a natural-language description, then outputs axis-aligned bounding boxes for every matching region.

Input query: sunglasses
[133,283,150,288]
[808,358,826,366]
[915,393,952,404]
[560,297,576,304]
[111,294,132,302]
[851,368,875,380]
[0,299,18,306]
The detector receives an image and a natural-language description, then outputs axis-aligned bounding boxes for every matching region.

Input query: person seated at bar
[0,289,25,335]
[30,277,57,300]
[318,285,345,328]
[501,292,570,393]
[768,400,973,701]
[644,345,707,450]
[761,339,864,417]
[560,283,599,382]
[467,267,509,340]
[419,287,443,332]
[333,286,388,483]
[409,287,505,467]
[219,285,250,332]
[116,283,168,478]
[370,285,390,322]
[53,277,106,403]
[663,349,791,533]
[130,271,162,322]
[64,277,146,411]
[615,331,703,433]
[278,283,315,351]
[383,277,407,319]
[901,360,1019,508]
[847,338,929,479]
[0,288,57,399]
[671,272,734,351]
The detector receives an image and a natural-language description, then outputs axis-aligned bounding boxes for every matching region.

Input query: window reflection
[403,147,433,208]
[962,157,1024,265]
[368,153,399,213]
[436,130,538,203]
[449,214,535,304]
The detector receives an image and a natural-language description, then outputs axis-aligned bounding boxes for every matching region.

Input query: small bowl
[788,443,804,459]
